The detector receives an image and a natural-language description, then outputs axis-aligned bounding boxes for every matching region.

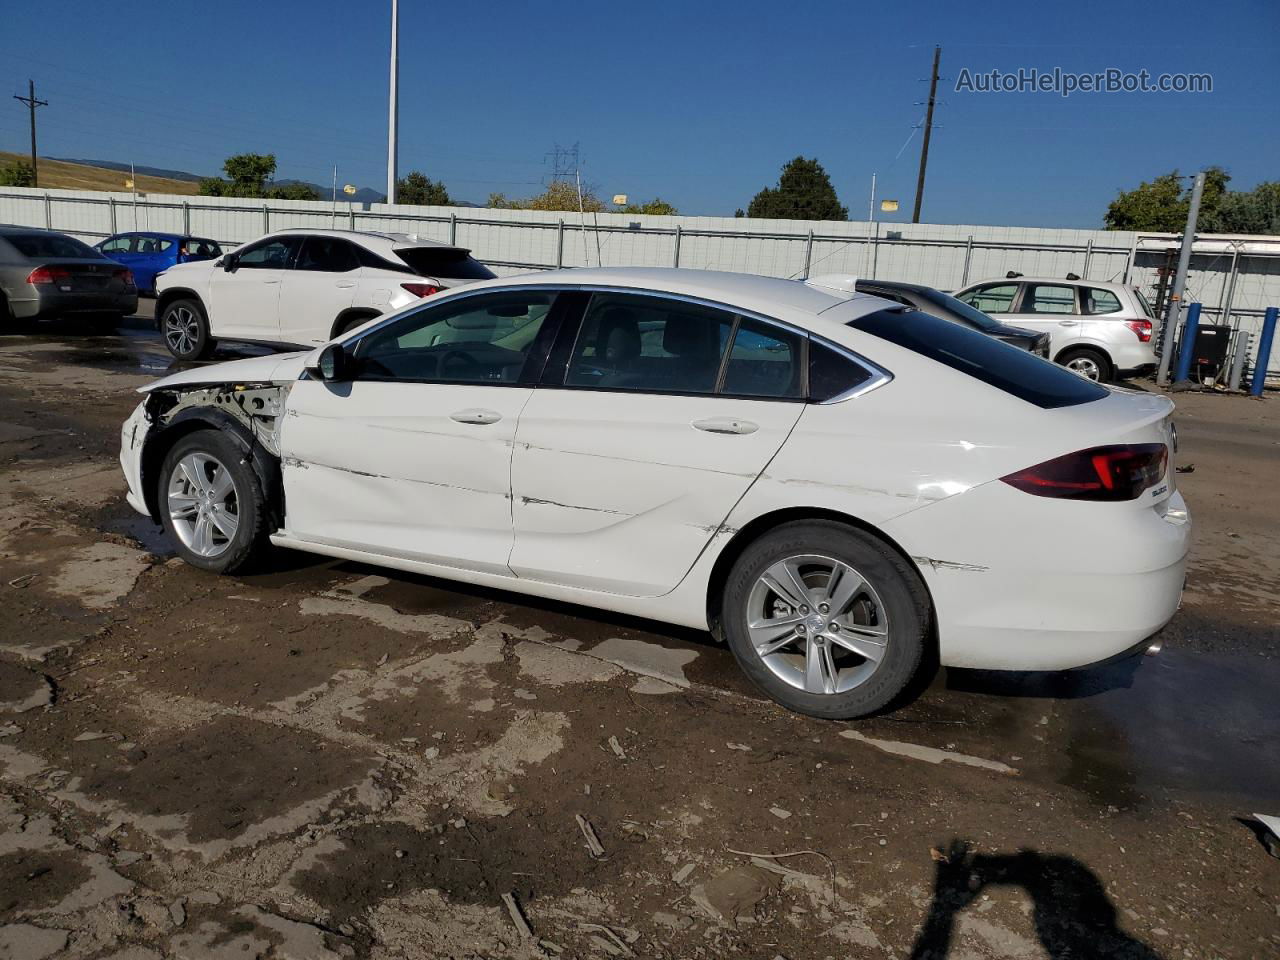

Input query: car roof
[270,228,457,252]
[963,276,1131,290]
[465,267,898,329]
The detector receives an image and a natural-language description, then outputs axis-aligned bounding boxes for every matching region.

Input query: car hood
[137,351,310,393]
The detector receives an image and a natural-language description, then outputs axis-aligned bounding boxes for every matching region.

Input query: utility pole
[1157,170,1206,386]
[911,45,940,224]
[385,0,399,205]
[13,80,48,187]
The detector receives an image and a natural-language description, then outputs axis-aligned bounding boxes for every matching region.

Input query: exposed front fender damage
[136,382,292,527]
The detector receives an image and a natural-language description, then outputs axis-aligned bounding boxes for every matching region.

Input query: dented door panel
[279,380,530,576]
[508,390,803,596]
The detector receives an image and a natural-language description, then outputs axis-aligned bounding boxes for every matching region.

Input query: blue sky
[1,0,1275,227]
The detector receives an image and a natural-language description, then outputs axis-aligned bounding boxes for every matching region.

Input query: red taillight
[1125,319,1153,343]
[401,282,440,299]
[26,265,71,285]
[113,267,135,287]
[1001,443,1168,501]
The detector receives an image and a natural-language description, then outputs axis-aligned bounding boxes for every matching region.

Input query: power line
[12,79,47,186]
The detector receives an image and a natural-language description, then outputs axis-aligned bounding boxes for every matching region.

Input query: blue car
[94,232,222,295]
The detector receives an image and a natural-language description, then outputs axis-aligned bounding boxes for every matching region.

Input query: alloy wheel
[167,452,239,558]
[745,554,889,695]
[164,306,200,356]
[1066,356,1102,381]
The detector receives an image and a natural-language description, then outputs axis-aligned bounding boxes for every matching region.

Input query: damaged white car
[120,268,1190,718]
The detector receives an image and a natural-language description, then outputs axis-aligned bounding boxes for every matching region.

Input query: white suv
[154,229,496,360]
[953,275,1158,382]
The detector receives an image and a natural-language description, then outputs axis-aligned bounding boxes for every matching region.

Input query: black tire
[157,429,270,574]
[722,521,929,719]
[1057,346,1113,383]
[161,297,215,361]
[333,311,380,338]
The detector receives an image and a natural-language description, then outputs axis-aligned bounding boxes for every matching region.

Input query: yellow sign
[612,194,628,205]
[342,184,357,195]
[124,179,134,189]
[880,199,899,213]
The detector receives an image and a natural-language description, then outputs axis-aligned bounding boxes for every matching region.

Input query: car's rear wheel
[333,310,380,338]
[162,298,214,361]
[1059,347,1113,383]
[158,430,269,574]
[722,521,928,719]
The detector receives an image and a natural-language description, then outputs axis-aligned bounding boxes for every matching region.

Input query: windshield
[5,233,103,260]
[918,288,1005,333]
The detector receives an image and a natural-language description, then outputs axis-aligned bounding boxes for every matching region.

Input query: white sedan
[119,268,1190,718]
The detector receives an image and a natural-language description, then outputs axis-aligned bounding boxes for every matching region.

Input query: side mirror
[311,343,351,382]
[221,254,239,272]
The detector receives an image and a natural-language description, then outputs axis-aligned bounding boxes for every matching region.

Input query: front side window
[959,283,1018,314]
[100,236,135,254]
[1023,284,1076,315]
[1082,287,1123,315]
[235,237,299,270]
[566,293,735,394]
[352,291,553,384]
[295,237,359,273]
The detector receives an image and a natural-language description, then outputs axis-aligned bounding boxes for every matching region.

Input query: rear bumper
[884,485,1191,671]
[9,288,138,319]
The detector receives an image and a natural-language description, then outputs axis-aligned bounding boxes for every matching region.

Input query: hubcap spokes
[747,555,889,695]
[1068,357,1100,381]
[165,307,198,355]
[167,452,238,558]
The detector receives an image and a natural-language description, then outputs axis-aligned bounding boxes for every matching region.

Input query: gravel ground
[0,316,1276,960]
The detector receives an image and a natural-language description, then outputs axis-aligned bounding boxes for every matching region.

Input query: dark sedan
[0,226,138,328]
[856,279,1049,357]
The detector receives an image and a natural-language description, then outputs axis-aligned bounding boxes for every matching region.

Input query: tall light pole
[1156,171,1205,386]
[386,0,399,205]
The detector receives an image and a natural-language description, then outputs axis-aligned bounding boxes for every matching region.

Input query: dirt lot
[0,315,1276,960]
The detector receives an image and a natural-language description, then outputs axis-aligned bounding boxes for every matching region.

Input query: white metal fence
[3,185,1277,376]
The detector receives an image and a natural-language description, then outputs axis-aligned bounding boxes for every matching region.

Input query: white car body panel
[122,267,1191,677]
[205,263,285,341]
[508,389,804,596]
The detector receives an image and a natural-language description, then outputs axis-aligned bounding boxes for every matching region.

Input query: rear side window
[722,318,803,399]
[295,237,359,273]
[1082,288,1122,314]
[1023,284,1076,315]
[394,247,496,281]
[809,341,873,402]
[6,233,101,259]
[848,308,1107,409]
[137,236,173,254]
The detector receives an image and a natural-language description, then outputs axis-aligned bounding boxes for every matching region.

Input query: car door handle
[263,278,281,284]
[450,408,502,425]
[336,281,357,288]
[1058,320,1078,326]
[692,417,758,435]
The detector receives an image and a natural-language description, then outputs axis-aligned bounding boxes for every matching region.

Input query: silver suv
[953,275,1158,382]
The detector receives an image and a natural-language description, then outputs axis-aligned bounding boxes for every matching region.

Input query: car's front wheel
[161,298,214,361]
[158,429,270,574]
[722,521,929,719]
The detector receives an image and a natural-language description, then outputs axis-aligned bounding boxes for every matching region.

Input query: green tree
[620,197,678,215]
[488,180,606,212]
[268,182,320,201]
[1201,181,1280,235]
[746,157,847,221]
[199,153,288,199]
[1103,167,1230,231]
[0,160,35,187]
[397,171,451,206]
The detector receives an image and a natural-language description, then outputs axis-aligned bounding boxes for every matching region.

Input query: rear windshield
[917,288,1005,333]
[848,307,1107,409]
[5,233,102,260]
[394,247,496,281]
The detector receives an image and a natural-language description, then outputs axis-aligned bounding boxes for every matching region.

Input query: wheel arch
[140,409,283,529]
[1053,341,1112,366]
[704,506,936,642]
[330,307,382,340]
[154,287,205,329]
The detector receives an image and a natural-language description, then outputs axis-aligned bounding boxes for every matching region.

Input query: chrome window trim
[337,281,893,403]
